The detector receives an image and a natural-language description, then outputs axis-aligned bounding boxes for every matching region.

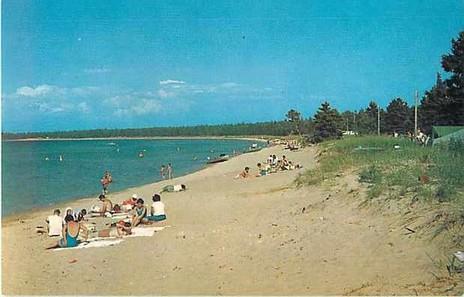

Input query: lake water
[1,138,259,216]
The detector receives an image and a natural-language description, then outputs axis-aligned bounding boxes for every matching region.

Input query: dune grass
[297,135,464,204]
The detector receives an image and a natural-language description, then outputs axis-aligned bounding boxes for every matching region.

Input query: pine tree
[419,73,448,134]
[384,98,412,134]
[313,101,343,142]
[441,31,464,125]
[356,101,381,134]
[285,109,302,135]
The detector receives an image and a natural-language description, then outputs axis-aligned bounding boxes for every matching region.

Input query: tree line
[3,31,463,141]
[288,31,464,142]
[2,121,296,140]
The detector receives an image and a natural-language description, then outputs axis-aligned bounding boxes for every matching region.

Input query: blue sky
[2,0,463,132]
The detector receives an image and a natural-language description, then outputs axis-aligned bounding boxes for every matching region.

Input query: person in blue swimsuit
[46,214,88,249]
[131,198,148,227]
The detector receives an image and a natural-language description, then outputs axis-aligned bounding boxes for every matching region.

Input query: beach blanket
[53,226,170,251]
[54,239,123,251]
[127,226,169,237]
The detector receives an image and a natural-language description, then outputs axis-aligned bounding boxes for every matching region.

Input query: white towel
[54,239,123,251]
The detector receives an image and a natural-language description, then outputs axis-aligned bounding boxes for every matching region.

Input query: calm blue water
[1,139,258,216]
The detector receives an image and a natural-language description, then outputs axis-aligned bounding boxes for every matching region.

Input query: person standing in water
[160,165,166,179]
[167,163,173,179]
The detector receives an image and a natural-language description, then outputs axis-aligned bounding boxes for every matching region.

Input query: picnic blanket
[54,239,123,251]
[53,226,170,251]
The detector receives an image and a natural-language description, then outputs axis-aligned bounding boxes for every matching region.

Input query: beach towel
[53,226,170,251]
[127,226,169,237]
[54,239,123,251]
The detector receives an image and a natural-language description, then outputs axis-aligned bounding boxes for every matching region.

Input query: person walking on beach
[167,163,173,179]
[160,165,166,179]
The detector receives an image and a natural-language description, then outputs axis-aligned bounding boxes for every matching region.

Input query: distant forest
[3,31,463,141]
[2,121,297,140]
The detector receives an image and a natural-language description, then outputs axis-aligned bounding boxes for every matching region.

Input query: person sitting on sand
[62,207,73,224]
[235,167,251,179]
[74,209,87,222]
[160,184,187,193]
[100,194,113,213]
[122,194,138,211]
[147,194,167,222]
[256,163,268,177]
[46,209,63,236]
[91,194,114,216]
[272,155,278,166]
[267,155,273,165]
[97,220,132,238]
[46,214,88,249]
[280,155,290,170]
[131,198,148,227]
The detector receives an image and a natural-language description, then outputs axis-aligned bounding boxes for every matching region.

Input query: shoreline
[1,144,271,224]
[2,135,274,142]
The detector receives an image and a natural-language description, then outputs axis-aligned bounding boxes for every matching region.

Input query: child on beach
[46,209,63,236]
[146,194,167,222]
[235,167,251,179]
[256,163,268,177]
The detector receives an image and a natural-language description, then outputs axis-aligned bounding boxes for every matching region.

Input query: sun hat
[132,194,138,199]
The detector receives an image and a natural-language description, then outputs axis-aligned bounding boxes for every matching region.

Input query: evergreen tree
[440,31,464,126]
[419,73,448,134]
[384,98,412,134]
[285,109,302,135]
[356,101,381,134]
[313,101,343,142]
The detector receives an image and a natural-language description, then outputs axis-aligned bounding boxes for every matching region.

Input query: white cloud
[157,89,176,98]
[35,102,72,113]
[77,102,90,113]
[16,85,55,97]
[84,68,111,74]
[159,79,186,85]
[106,94,163,117]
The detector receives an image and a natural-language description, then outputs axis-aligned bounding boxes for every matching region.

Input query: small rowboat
[207,154,229,164]
[243,143,262,153]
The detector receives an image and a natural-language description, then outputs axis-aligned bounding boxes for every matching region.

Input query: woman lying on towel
[46,214,88,249]
[97,220,132,238]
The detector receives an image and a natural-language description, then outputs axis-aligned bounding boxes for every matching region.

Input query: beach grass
[296,135,464,241]
[298,136,464,199]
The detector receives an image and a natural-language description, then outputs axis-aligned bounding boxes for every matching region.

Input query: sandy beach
[1,145,454,295]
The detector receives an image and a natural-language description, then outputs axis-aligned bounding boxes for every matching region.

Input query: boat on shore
[243,143,262,153]
[207,153,230,164]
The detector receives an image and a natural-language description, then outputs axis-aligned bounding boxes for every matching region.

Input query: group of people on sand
[45,190,168,250]
[235,154,302,179]
[160,163,173,180]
